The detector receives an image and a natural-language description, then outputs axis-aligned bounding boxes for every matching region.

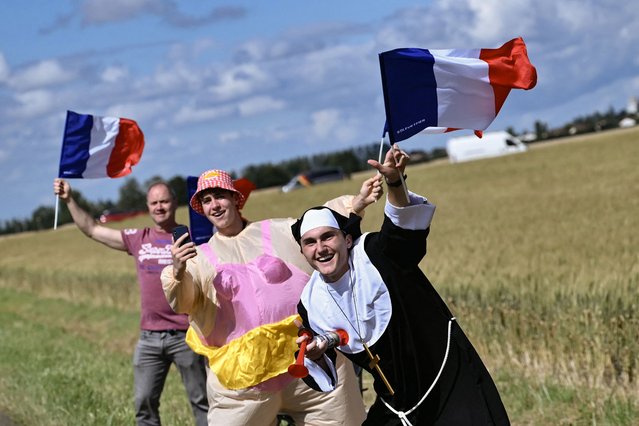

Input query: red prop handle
[288,329,312,378]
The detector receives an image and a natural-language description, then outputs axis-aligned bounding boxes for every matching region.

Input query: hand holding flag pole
[54,111,145,229]
[375,135,410,204]
[388,142,410,204]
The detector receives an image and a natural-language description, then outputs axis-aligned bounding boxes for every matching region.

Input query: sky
[1,0,638,223]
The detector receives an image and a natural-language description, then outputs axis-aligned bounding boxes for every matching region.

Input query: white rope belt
[380,317,456,426]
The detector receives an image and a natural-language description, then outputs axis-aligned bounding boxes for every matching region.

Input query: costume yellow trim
[186,314,301,389]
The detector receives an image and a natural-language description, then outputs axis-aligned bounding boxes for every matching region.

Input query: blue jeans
[133,330,208,426]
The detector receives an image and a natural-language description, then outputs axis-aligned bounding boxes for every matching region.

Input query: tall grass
[0,127,637,424]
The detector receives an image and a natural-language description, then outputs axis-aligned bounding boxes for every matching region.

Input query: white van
[446,131,527,163]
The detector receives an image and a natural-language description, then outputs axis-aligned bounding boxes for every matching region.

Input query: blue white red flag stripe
[58,110,145,178]
[379,37,537,143]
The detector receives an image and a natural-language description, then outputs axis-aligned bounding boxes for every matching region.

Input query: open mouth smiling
[317,254,334,263]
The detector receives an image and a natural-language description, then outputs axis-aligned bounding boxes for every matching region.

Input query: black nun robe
[293,193,510,426]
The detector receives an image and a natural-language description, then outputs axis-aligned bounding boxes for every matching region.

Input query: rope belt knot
[397,411,411,426]
[381,317,456,426]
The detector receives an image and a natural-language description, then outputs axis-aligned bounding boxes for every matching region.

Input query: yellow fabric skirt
[186,314,301,389]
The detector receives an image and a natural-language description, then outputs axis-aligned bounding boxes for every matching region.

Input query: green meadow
[1,127,637,425]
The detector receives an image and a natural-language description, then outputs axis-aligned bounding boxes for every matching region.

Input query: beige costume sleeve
[324,194,366,218]
[161,249,217,317]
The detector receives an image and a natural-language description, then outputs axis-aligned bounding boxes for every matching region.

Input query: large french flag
[58,110,145,178]
[379,37,537,143]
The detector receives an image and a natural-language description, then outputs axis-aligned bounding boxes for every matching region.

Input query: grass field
[1,127,638,425]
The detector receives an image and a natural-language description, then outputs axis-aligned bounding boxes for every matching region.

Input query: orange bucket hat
[190,169,252,216]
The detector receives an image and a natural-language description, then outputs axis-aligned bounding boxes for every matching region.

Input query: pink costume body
[199,221,308,391]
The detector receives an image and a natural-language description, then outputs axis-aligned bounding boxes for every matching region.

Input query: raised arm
[351,174,384,215]
[366,144,410,208]
[160,233,200,314]
[53,178,126,251]
[323,173,384,219]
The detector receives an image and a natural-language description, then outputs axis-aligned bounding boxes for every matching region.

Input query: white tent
[446,131,527,163]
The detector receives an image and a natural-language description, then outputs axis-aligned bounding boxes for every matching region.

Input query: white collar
[303,235,392,353]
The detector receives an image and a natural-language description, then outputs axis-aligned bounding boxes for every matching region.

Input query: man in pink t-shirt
[54,178,207,426]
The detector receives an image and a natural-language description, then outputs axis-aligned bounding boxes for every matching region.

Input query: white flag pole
[374,136,387,203]
[389,142,410,204]
[54,194,59,230]
[377,136,385,164]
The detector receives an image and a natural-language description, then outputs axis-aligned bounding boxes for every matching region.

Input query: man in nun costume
[291,145,510,425]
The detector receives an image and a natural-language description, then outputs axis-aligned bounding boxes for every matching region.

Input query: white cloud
[13,90,55,118]
[310,108,363,144]
[209,64,272,101]
[153,62,204,91]
[235,40,266,62]
[0,52,9,82]
[80,0,245,27]
[166,136,182,147]
[294,43,372,85]
[312,109,340,139]
[101,65,129,83]
[105,99,170,123]
[238,96,285,117]
[219,131,241,144]
[3,0,639,223]
[168,38,217,60]
[10,59,74,90]
[173,103,234,125]
[82,0,154,25]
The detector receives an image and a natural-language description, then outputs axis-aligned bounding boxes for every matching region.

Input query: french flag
[58,110,145,179]
[379,37,537,143]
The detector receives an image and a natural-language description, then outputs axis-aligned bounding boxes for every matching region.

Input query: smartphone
[172,225,191,247]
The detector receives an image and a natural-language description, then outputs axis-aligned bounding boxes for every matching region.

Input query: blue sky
[1,0,638,222]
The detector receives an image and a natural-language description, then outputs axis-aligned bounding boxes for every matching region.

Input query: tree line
[0,143,441,236]
[1,103,636,236]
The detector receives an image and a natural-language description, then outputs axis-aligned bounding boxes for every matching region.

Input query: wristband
[316,332,340,349]
[386,174,406,187]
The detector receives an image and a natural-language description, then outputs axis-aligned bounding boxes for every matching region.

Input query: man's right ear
[345,234,353,249]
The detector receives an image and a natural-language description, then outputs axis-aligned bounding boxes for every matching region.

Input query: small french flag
[379,37,537,143]
[58,110,145,179]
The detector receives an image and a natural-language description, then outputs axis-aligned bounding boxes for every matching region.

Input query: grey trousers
[133,330,208,426]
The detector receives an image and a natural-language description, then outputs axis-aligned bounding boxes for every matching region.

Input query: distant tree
[534,120,549,140]
[117,178,146,211]
[30,206,56,230]
[143,175,164,189]
[406,149,431,164]
[93,199,116,215]
[322,150,361,174]
[0,218,26,235]
[142,175,188,206]
[53,188,102,225]
[354,143,383,164]
[280,157,312,177]
[3,99,636,237]
[167,175,188,205]
[431,148,448,160]
[242,163,290,188]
